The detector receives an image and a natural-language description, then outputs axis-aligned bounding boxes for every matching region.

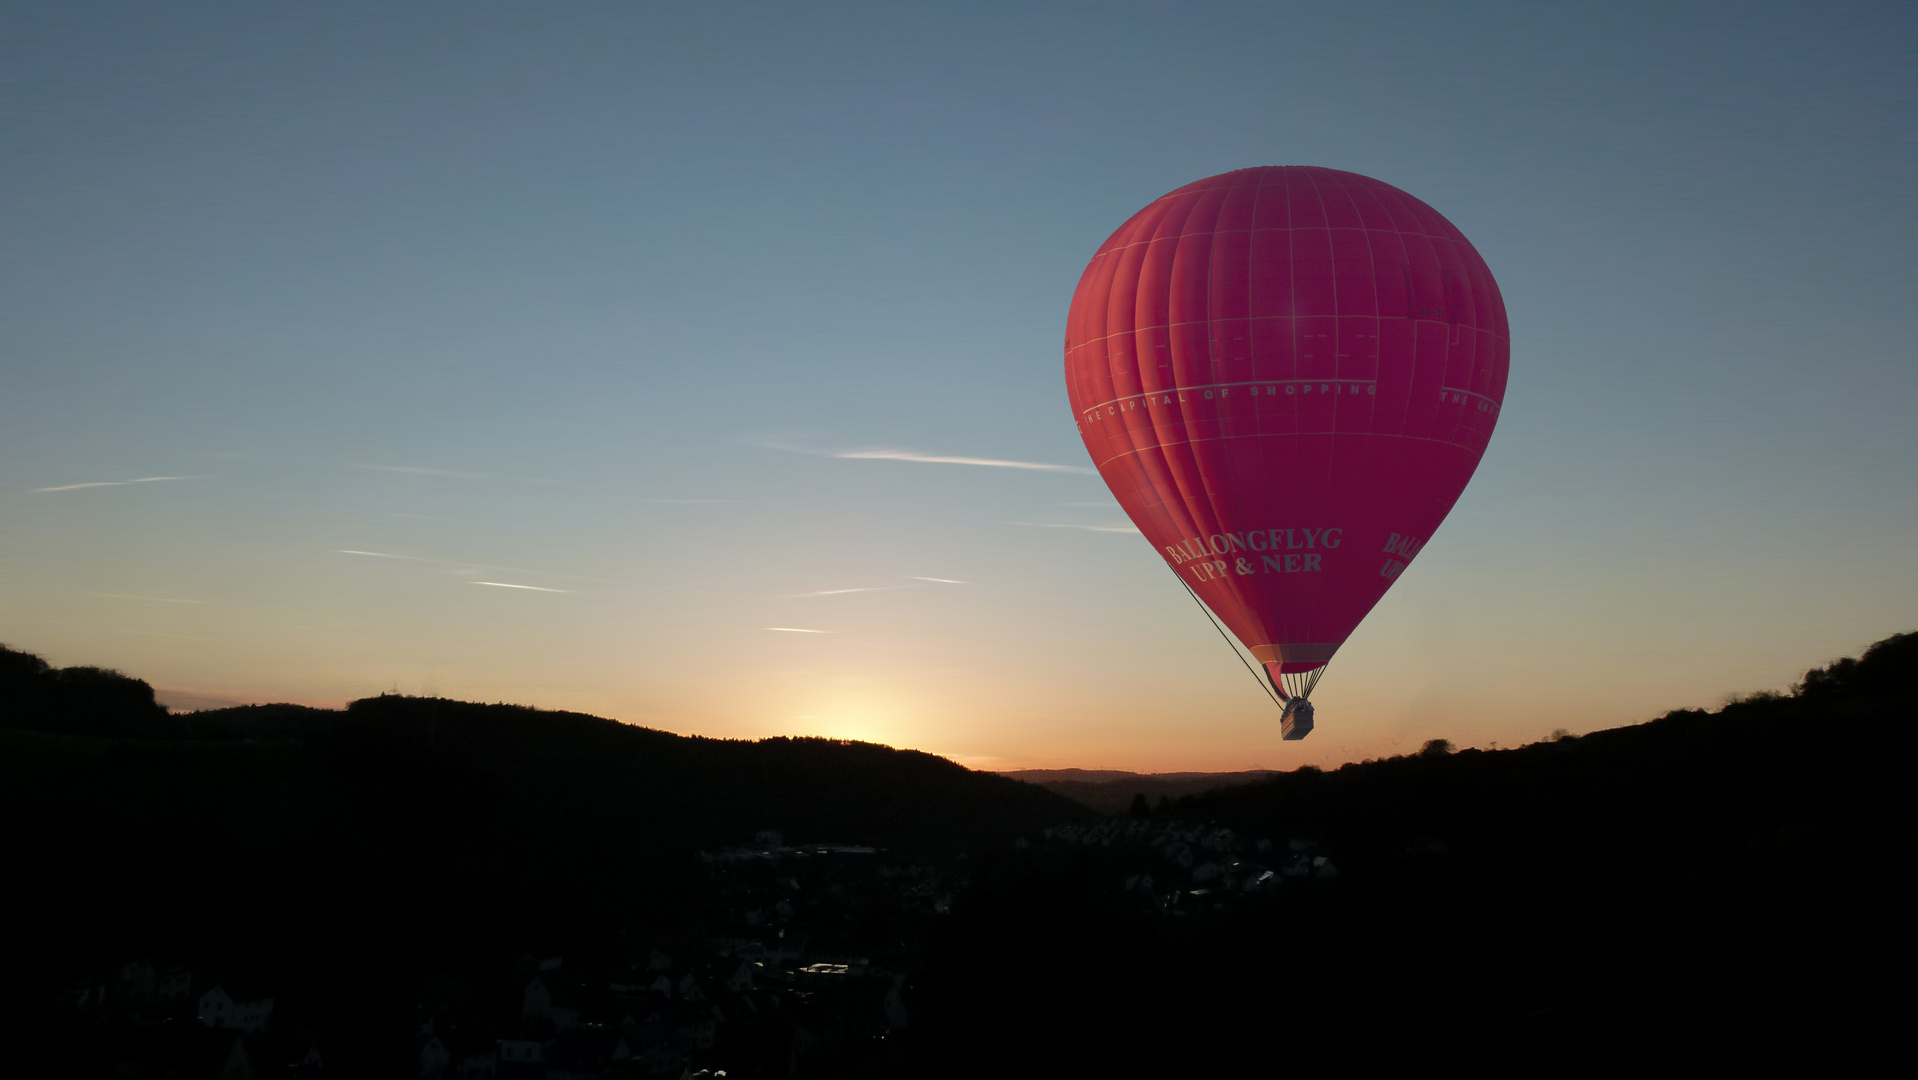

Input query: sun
[787,691,917,748]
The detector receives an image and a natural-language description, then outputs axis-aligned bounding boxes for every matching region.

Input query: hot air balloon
[1064,167,1508,739]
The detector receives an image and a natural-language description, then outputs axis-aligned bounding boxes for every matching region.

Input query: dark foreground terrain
[3,632,1912,1075]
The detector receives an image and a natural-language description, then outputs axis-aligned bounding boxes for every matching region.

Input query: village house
[419,1033,452,1079]
[496,1032,550,1074]
[455,1049,497,1079]
[290,1043,325,1078]
[676,973,704,1003]
[522,975,582,1029]
[216,1036,254,1080]
[198,985,274,1034]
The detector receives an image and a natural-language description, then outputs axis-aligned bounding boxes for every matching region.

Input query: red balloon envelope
[1064,166,1508,728]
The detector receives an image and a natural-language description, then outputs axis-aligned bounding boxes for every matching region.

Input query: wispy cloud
[765,627,829,633]
[1011,521,1142,534]
[753,436,1093,475]
[907,576,967,584]
[34,476,195,493]
[471,581,571,593]
[832,448,1093,473]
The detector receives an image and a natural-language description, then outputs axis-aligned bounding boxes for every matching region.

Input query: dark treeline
[912,632,1915,1072]
[2,633,1912,1074]
[0,647,1081,1075]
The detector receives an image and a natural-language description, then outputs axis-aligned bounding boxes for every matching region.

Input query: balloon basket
[1280,699,1315,741]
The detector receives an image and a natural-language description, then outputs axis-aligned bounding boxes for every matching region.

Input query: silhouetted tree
[1,646,171,738]
[1127,793,1150,819]
[1797,630,1916,701]
[1420,738,1453,758]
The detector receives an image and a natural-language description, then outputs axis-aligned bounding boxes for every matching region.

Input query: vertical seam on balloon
[1131,191,1211,559]
[1196,171,1260,639]
[1127,195,1204,540]
[1192,175,1228,623]
[1310,170,1341,502]
[1161,186,1222,552]
[1066,252,1106,407]
[1404,195,1434,441]
[1280,168,1304,647]
[1091,200,1173,417]
[1436,252,1472,451]
[1248,168,1287,649]
[1151,183,1227,625]
[1346,180,1386,527]
[1100,237,1141,422]
[1098,230,1142,469]
[1227,172,1273,652]
[1405,198,1439,444]
[1151,186,1207,528]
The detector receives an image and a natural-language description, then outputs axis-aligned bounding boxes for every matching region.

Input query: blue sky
[3,1,1913,769]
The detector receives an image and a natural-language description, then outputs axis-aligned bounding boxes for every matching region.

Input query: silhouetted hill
[999,767,1141,784]
[1186,628,1917,854]
[911,631,1917,1072]
[0,645,175,738]
[0,644,1088,1074]
[1000,767,1279,814]
[0,646,1084,857]
[4,633,1912,1073]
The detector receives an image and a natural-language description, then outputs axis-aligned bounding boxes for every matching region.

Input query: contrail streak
[834,449,1092,473]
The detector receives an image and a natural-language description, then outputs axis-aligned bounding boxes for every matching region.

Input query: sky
[3,1,1913,771]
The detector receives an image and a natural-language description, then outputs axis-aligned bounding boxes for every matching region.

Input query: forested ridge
[0,646,1081,1075]
[2,632,1911,1074]
[917,631,1915,1072]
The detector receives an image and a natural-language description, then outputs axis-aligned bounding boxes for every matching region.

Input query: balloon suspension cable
[1176,574,1284,710]
[1279,666,1327,702]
